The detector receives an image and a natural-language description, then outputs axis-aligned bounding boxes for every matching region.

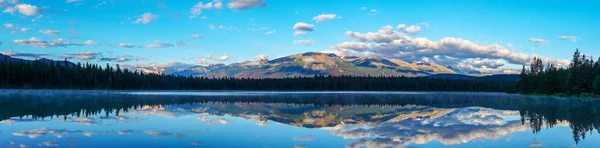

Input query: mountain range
[148,52,458,78]
[1,52,519,80]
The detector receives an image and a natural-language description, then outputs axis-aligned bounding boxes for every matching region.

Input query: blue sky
[1,0,599,74]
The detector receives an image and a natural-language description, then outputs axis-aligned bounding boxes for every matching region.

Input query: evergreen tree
[593,75,600,95]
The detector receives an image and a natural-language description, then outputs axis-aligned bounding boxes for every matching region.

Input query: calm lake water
[1,90,599,148]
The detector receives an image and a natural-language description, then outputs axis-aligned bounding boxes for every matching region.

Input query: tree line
[0,57,514,91]
[515,49,600,96]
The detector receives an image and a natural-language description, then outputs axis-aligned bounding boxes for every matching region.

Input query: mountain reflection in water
[0,90,599,148]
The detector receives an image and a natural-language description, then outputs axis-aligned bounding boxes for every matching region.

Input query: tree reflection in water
[1,90,599,145]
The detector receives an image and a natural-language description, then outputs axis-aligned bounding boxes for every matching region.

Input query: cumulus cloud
[145,40,174,48]
[39,30,60,36]
[13,37,82,48]
[64,52,101,60]
[15,4,41,16]
[116,43,137,48]
[404,25,421,34]
[99,55,146,63]
[190,0,221,18]
[227,0,265,10]
[197,55,232,65]
[557,36,578,42]
[332,25,569,74]
[134,13,159,24]
[294,31,306,36]
[20,27,29,32]
[396,24,423,34]
[254,54,268,61]
[293,22,315,31]
[293,40,313,46]
[528,38,547,44]
[191,34,203,38]
[0,50,49,58]
[313,14,338,22]
[83,40,97,45]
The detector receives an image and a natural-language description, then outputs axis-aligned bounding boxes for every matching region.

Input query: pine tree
[593,75,600,95]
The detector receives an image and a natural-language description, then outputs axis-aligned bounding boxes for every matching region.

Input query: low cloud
[191,34,203,38]
[557,36,578,42]
[227,0,265,10]
[134,13,159,24]
[14,37,82,48]
[39,30,60,36]
[528,38,547,44]
[293,22,315,31]
[0,50,49,58]
[64,52,102,60]
[15,4,41,16]
[99,55,146,63]
[293,40,313,46]
[332,25,569,74]
[145,40,174,48]
[313,14,338,22]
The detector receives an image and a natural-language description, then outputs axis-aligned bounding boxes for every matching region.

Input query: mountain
[0,53,76,67]
[427,74,520,81]
[184,52,458,78]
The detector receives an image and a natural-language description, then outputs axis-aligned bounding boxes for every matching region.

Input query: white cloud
[38,141,58,147]
[3,23,14,29]
[15,4,41,16]
[396,24,423,34]
[83,40,96,45]
[293,22,315,31]
[13,37,82,48]
[293,22,314,36]
[528,38,547,44]
[39,30,60,36]
[227,0,265,10]
[191,34,203,38]
[196,55,232,65]
[216,55,231,61]
[2,7,16,14]
[404,25,421,34]
[396,24,407,30]
[20,27,29,32]
[117,43,136,48]
[294,31,306,36]
[265,30,276,35]
[254,54,268,61]
[134,13,159,24]
[313,14,338,22]
[0,50,49,58]
[332,26,570,74]
[65,52,101,60]
[99,55,145,63]
[557,36,578,42]
[421,22,430,28]
[369,9,378,16]
[145,40,174,48]
[190,2,213,18]
[293,40,313,46]
[66,0,82,3]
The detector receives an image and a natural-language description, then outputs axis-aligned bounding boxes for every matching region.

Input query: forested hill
[515,49,600,97]
[0,53,515,91]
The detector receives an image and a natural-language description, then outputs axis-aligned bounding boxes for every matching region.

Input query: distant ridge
[0,53,77,67]
[427,74,520,81]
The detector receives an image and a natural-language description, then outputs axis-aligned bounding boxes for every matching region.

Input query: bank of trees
[516,49,600,96]
[0,57,514,91]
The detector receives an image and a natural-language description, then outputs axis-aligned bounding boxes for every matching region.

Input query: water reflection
[1,90,599,147]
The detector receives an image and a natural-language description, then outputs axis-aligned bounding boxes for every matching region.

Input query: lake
[0,90,599,148]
